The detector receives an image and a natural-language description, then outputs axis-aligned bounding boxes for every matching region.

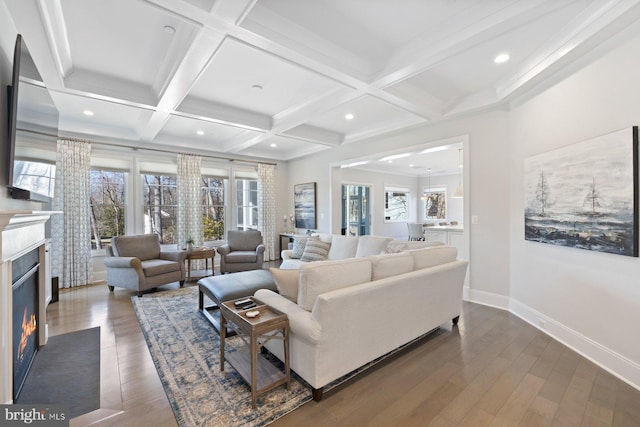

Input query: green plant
[186,235,194,245]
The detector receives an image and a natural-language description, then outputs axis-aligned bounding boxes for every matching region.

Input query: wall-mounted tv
[6,34,59,202]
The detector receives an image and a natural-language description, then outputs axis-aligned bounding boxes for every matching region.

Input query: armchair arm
[160,250,187,263]
[104,256,142,269]
[256,244,266,255]
[217,244,231,256]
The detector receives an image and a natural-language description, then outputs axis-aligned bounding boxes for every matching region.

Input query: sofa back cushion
[355,236,393,257]
[270,268,300,302]
[327,235,359,260]
[408,246,458,270]
[297,258,372,311]
[368,253,414,280]
[112,234,160,261]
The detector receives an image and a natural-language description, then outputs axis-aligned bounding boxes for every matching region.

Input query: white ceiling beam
[371,0,566,89]
[35,0,72,80]
[496,0,640,99]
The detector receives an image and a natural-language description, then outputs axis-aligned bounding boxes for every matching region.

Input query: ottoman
[198,269,277,332]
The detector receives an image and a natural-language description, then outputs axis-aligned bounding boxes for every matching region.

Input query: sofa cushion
[384,240,445,253]
[300,239,331,262]
[408,246,458,270]
[355,236,393,257]
[270,268,299,302]
[297,258,372,311]
[140,259,181,277]
[290,237,309,259]
[327,235,359,260]
[368,253,414,281]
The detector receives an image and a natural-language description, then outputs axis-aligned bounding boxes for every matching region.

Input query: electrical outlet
[471,215,478,224]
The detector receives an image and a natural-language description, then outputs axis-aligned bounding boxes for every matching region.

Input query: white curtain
[177,153,202,257]
[51,139,93,288]
[257,163,276,261]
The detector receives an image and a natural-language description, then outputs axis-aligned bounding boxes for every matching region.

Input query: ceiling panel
[238,135,330,160]
[187,37,348,117]
[155,114,264,152]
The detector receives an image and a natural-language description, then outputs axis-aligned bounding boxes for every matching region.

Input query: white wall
[288,111,511,300]
[509,25,640,388]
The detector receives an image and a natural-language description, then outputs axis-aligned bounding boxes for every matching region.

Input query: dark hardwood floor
[46,270,640,427]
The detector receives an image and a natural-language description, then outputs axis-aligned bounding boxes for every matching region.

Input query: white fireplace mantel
[1,210,59,404]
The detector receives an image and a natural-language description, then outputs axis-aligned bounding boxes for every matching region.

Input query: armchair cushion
[228,230,263,251]
[141,259,181,277]
[112,234,161,260]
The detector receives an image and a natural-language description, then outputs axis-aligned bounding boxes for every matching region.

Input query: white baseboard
[463,286,510,310]
[465,289,640,391]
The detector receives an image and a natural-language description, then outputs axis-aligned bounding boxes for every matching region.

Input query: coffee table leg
[284,326,290,390]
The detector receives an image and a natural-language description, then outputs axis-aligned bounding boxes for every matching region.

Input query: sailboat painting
[524,126,638,257]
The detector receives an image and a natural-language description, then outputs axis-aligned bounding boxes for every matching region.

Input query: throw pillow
[269,267,299,302]
[300,239,331,262]
[355,236,393,257]
[290,237,308,259]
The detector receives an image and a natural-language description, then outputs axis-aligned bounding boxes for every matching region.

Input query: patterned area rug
[132,286,311,427]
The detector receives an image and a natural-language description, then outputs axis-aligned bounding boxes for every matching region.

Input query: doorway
[342,184,370,236]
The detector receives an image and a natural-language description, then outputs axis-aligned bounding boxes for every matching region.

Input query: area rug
[15,326,101,419]
[132,286,441,427]
[132,287,312,427]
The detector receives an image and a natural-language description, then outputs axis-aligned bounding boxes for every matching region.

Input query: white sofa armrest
[254,289,321,344]
[281,249,293,260]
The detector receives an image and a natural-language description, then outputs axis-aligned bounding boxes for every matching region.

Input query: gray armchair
[104,234,187,296]
[216,230,265,274]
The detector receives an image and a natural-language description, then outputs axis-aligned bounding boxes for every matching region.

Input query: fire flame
[17,307,37,362]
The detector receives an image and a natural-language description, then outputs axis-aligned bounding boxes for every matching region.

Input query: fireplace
[1,210,56,404]
[12,248,40,400]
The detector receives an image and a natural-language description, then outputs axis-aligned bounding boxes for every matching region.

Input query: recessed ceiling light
[270,143,277,148]
[494,53,510,64]
[345,113,354,120]
[83,110,94,116]
[196,130,204,135]
[409,164,415,168]
[163,25,176,35]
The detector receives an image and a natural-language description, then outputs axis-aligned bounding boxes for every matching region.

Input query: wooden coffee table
[219,297,290,408]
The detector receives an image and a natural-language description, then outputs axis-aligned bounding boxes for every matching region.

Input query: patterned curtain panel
[257,163,276,261]
[177,153,203,265]
[51,139,93,288]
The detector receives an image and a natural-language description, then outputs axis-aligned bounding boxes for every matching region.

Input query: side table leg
[251,333,258,408]
[220,314,226,371]
[284,326,290,390]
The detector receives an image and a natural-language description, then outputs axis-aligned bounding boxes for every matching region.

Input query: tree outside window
[143,174,178,244]
[202,176,225,241]
[90,170,126,249]
[236,179,258,230]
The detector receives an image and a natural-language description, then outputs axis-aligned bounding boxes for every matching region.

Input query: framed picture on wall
[294,182,317,229]
[524,126,639,257]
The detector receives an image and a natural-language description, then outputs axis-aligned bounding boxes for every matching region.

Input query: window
[342,184,371,235]
[13,160,56,197]
[143,174,178,244]
[424,187,447,220]
[236,179,258,230]
[384,188,409,222]
[90,169,126,249]
[202,176,225,241]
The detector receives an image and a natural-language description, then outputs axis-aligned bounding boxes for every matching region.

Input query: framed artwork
[294,182,317,229]
[524,126,638,257]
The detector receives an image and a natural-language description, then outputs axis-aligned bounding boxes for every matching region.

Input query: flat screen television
[6,34,59,202]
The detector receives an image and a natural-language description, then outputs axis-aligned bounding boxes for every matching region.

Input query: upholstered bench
[197,269,277,332]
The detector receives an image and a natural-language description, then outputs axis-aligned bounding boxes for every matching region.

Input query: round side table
[185,247,216,282]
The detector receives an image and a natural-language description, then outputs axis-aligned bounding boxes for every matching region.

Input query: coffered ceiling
[5,0,640,175]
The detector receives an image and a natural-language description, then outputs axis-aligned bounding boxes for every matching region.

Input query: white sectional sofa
[280,233,443,269]
[255,244,468,400]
